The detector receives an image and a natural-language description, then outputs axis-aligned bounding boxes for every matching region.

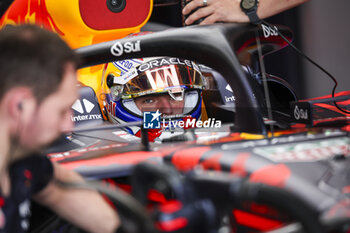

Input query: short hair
[0,24,79,102]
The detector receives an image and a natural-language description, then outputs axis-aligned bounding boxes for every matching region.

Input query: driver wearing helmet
[101,56,206,141]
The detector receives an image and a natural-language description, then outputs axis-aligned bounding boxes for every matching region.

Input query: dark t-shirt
[0,155,53,233]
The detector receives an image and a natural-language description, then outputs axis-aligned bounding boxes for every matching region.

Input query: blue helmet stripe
[115,100,142,122]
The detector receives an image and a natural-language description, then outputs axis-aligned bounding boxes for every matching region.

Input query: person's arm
[33,162,120,233]
[183,0,309,25]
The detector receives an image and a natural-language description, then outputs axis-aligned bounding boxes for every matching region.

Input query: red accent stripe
[337,99,350,106]
[201,153,222,171]
[313,116,350,125]
[187,66,193,85]
[249,164,291,187]
[233,209,283,231]
[116,183,132,193]
[24,169,32,180]
[103,178,133,194]
[250,203,269,215]
[291,123,307,128]
[314,103,350,115]
[147,189,168,204]
[237,37,290,54]
[155,217,188,231]
[342,125,350,132]
[303,91,350,101]
[230,153,250,176]
[171,147,211,172]
[159,200,183,214]
[342,186,350,193]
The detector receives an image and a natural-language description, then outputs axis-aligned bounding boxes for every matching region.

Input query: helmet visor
[120,58,204,98]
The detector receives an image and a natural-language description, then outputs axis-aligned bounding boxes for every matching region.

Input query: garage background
[149,0,350,100]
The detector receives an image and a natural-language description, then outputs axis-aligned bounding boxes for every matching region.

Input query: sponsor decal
[113,69,139,85]
[225,95,235,103]
[71,99,102,122]
[261,24,278,38]
[137,57,193,73]
[224,84,235,103]
[290,102,312,125]
[112,58,199,86]
[72,99,94,114]
[254,137,349,162]
[294,105,308,120]
[71,114,102,122]
[225,84,233,93]
[111,40,141,57]
[113,58,143,75]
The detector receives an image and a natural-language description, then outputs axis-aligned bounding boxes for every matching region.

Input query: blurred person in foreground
[0,24,119,233]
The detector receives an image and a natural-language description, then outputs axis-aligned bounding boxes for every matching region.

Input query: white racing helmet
[101,57,206,138]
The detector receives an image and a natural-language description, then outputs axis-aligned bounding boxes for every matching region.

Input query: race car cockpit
[2,1,350,233]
